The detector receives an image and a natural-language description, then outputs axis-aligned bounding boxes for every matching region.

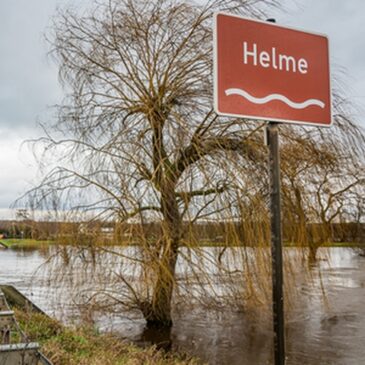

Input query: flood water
[0,246,364,365]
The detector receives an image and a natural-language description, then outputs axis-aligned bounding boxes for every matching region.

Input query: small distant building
[101,226,114,238]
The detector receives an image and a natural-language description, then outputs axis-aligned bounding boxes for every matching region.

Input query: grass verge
[15,309,201,365]
[0,239,52,249]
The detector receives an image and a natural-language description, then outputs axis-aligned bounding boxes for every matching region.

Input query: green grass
[15,309,201,365]
[322,241,364,248]
[0,239,53,249]
[184,240,363,248]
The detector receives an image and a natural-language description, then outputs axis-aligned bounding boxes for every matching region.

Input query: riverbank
[15,309,200,365]
[0,238,52,249]
[1,238,363,250]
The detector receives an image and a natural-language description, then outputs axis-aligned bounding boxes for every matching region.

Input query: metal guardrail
[0,288,53,365]
[0,343,40,365]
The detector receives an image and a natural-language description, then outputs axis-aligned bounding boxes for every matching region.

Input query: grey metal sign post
[266,17,285,365]
[266,121,285,365]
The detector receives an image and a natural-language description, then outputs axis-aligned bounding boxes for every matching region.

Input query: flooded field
[0,246,364,365]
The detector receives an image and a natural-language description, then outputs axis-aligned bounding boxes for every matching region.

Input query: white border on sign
[213,12,333,127]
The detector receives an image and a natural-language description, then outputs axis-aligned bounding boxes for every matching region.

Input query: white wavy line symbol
[225,88,325,109]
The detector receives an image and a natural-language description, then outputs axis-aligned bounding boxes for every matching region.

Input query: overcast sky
[0,0,364,219]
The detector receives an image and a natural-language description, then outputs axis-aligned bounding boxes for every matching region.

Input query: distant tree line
[1,219,363,246]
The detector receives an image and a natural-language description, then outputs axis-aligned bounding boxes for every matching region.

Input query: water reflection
[0,247,364,364]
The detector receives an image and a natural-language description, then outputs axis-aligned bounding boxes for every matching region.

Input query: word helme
[243,42,308,74]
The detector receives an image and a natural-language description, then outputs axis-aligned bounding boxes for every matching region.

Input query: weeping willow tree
[24,0,365,328]
[279,94,365,261]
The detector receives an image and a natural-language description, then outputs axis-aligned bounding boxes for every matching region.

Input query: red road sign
[213,13,332,126]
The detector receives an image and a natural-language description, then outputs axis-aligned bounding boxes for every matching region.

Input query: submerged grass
[15,309,201,365]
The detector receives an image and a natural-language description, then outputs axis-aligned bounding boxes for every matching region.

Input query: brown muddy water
[0,246,364,365]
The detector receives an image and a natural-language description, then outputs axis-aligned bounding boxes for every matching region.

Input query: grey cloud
[273,0,365,125]
[0,0,364,215]
[0,0,64,132]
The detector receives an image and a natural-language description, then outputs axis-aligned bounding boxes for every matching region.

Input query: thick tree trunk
[142,181,181,328]
[145,241,179,327]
